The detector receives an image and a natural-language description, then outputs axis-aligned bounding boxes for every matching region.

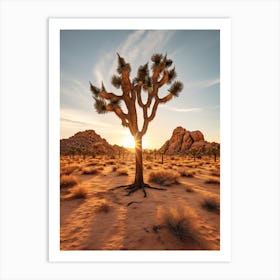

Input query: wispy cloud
[61,108,113,128]
[60,107,127,139]
[60,73,91,110]
[160,104,203,113]
[60,118,94,127]
[185,78,220,90]
[93,30,175,91]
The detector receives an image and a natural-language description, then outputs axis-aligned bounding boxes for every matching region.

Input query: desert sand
[60,153,220,250]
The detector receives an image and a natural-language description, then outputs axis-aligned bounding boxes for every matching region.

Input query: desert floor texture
[60,154,220,250]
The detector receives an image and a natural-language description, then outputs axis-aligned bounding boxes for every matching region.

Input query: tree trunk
[134,134,144,186]
[110,133,167,197]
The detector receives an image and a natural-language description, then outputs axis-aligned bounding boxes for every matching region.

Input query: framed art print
[49,18,231,262]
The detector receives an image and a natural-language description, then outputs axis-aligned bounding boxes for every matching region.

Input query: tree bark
[134,134,144,186]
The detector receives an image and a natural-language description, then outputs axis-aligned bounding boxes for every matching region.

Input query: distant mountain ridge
[60,127,219,156]
[60,130,125,155]
[159,126,219,155]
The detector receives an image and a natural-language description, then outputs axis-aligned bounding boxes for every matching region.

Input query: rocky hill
[159,126,219,155]
[60,130,122,155]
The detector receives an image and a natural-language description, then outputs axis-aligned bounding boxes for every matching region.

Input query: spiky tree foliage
[90,53,183,197]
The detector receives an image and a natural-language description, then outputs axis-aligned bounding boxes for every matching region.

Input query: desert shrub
[205,178,220,184]
[148,170,180,186]
[69,186,88,199]
[117,168,128,176]
[146,154,153,161]
[60,175,79,189]
[160,206,202,243]
[86,162,96,167]
[96,201,110,213]
[201,195,220,213]
[211,169,220,177]
[82,167,99,175]
[186,186,195,193]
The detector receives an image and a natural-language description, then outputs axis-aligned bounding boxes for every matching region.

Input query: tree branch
[158,92,174,103]
[99,90,122,100]
[135,85,144,108]
[148,99,160,122]
[140,98,160,137]
[158,70,169,87]
[105,104,129,127]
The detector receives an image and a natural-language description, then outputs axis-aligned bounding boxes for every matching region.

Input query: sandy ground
[60,154,220,250]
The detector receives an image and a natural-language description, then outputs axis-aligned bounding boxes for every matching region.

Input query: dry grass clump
[61,164,80,175]
[86,162,96,167]
[69,186,88,199]
[60,175,79,189]
[148,170,180,186]
[201,195,220,213]
[160,206,202,243]
[205,177,220,184]
[117,168,129,176]
[82,167,99,175]
[178,168,195,178]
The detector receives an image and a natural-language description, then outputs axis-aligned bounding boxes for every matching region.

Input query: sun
[122,134,148,149]
[122,135,136,148]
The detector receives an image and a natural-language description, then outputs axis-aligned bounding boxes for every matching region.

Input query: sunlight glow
[122,135,136,148]
[122,134,148,149]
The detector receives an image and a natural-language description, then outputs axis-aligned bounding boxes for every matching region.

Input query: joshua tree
[189,148,198,162]
[90,53,183,197]
[211,144,220,162]
[153,149,157,160]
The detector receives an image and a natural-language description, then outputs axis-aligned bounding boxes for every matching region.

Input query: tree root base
[110,183,166,197]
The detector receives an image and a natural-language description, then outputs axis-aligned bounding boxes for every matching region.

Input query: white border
[49,18,231,262]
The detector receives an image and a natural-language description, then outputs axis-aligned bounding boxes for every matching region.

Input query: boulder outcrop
[159,126,219,155]
[60,130,118,155]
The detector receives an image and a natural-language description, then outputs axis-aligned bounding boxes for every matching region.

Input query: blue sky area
[60,30,220,149]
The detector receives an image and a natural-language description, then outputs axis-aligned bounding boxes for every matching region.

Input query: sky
[60,30,220,149]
